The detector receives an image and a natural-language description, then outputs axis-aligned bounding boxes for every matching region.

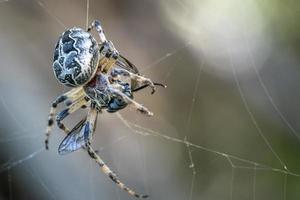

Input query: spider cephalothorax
[45,20,165,198]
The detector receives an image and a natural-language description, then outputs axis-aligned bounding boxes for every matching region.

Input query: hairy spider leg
[108,86,153,116]
[111,68,159,94]
[56,96,90,134]
[45,87,85,149]
[87,20,120,73]
[86,143,148,199]
[87,20,107,43]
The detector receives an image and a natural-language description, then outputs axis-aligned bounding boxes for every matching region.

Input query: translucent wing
[116,54,166,93]
[116,54,147,90]
[58,118,87,155]
[58,108,98,155]
[116,54,139,74]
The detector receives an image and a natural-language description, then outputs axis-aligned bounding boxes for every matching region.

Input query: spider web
[0,0,300,199]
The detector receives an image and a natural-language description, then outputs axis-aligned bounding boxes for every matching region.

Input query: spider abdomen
[53,27,100,87]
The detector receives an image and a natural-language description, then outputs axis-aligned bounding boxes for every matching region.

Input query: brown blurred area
[0,0,300,199]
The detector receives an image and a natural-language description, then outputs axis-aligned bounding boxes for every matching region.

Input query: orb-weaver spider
[45,20,165,198]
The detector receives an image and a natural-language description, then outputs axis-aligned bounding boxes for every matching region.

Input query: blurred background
[0,0,300,199]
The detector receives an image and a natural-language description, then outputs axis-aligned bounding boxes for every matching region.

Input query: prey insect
[45,20,166,198]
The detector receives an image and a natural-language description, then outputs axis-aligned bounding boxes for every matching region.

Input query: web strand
[226,156,235,200]
[184,59,203,136]
[27,167,57,200]
[230,167,235,200]
[183,51,203,200]
[227,48,288,171]
[35,0,67,29]
[242,29,300,140]
[237,1,300,140]
[140,42,192,73]
[185,137,196,200]
[137,133,150,195]
[0,1,299,199]
[85,0,89,30]
[283,172,287,200]
[116,114,300,179]
[253,164,257,200]
[0,96,25,130]
[0,148,44,174]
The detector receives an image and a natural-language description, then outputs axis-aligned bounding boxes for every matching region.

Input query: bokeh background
[0,0,300,199]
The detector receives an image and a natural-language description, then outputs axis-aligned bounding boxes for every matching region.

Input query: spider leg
[56,96,89,134]
[86,143,148,198]
[132,82,167,93]
[111,68,162,94]
[108,87,153,116]
[45,87,85,149]
[87,20,107,43]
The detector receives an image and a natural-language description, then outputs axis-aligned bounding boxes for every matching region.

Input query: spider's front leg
[108,86,153,116]
[87,20,106,43]
[111,68,165,94]
[87,20,122,74]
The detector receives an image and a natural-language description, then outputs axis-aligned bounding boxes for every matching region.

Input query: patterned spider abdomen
[53,27,100,87]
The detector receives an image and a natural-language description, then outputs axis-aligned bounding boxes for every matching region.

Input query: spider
[45,20,165,198]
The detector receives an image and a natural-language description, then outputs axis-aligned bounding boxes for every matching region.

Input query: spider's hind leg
[75,106,148,198]
[86,143,148,198]
[45,87,85,149]
[56,96,89,134]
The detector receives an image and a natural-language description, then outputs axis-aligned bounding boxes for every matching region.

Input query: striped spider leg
[107,84,154,116]
[87,19,119,74]
[86,143,149,198]
[45,87,87,149]
[55,96,90,134]
[87,20,107,43]
[107,68,166,115]
[58,105,148,198]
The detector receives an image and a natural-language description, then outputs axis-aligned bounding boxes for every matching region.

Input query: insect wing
[116,54,148,90]
[116,54,139,74]
[58,118,87,155]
